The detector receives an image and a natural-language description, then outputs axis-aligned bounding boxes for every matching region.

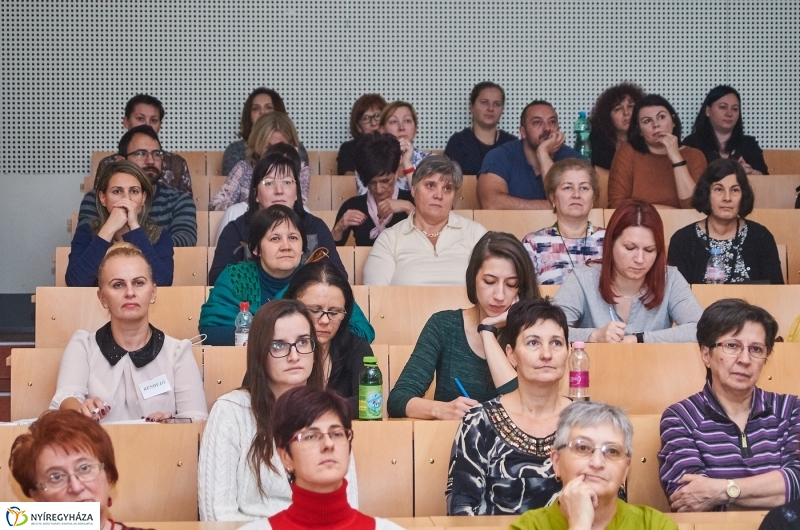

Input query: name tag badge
[139,374,172,399]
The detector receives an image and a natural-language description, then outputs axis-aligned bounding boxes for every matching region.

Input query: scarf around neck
[366,185,400,240]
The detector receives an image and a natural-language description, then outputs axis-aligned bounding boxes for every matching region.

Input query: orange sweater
[608,142,707,208]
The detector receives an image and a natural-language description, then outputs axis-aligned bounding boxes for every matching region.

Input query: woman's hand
[376,199,414,221]
[480,295,519,329]
[398,138,415,169]
[98,199,140,242]
[659,134,683,162]
[78,398,110,422]
[669,474,728,512]
[331,209,367,240]
[433,397,479,420]
[558,475,598,530]
[738,157,762,175]
[144,411,173,422]
[588,321,627,343]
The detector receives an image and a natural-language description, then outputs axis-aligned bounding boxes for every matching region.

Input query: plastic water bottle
[573,111,591,158]
[234,302,253,347]
[358,356,383,420]
[706,248,727,284]
[569,341,590,401]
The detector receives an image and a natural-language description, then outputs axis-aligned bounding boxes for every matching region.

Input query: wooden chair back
[453,175,479,210]
[206,150,224,176]
[207,246,216,274]
[354,246,371,285]
[757,342,800,396]
[789,244,800,285]
[331,175,358,211]
[308,174,333,210]
[594,166,609,208]
[175,151,206,177]
[202,346,247,410]
[747,209,800,247]
[413,420,461,516]
[474,209,605,239]
[368,286,471,345]
[196,211,210,247]
[82,174,95,192]
[628,414,670,512]
[314,209,337,231]
[54,247,70,286]
[35,286,206,348]
[317,150,339,175]
[763,149,800,175]
[191,175,210,211]
[174,246,210,286]
[749,174,800,209]
[208,211,225,247]
[352,285,369,319]
[90,151,115,177]
[336,246,356,284]
[351,420,414,517]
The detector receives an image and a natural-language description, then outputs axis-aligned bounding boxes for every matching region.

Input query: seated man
[477,100,583,210]
[96,94,192,196]
[79,125,198,247]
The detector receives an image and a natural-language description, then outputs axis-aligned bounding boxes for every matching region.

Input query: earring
[107,497,112,507]
[150,299,155,304]
[554,475,561,483]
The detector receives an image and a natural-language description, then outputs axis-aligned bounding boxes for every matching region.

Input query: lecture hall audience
[198,299,359,520]
[588,82,646,171]
[444,81,517,176]
[668,158,783,284]
[362,155,488,286]
[553,199,703,343]
[522,158,606,285]
[608,94,707,208]
[387,232,538,419]
[659,298,800,512]
[67,160,174,287]
[447,298,571,515]
[336,93,387,175]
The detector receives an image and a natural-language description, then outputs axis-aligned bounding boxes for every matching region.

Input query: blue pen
[454,378,470,399]
[609,306,620,322]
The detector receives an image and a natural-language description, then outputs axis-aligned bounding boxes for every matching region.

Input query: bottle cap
[578,111,586,118]
[363,356,378,364]
[710,248,722,255]
[239,302,250,311]
[573,341,585,348]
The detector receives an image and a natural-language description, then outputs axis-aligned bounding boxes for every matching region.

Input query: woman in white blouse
[198,299,358,521]
[50,243,208,423]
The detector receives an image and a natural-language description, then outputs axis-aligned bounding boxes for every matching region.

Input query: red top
[268,479,375,530]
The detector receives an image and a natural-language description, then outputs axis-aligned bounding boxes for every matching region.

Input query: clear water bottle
[573,111,591,158]
[234,302,253,346]
[569,341,590,401]
[706,248,726,284]
[358,356,383,421]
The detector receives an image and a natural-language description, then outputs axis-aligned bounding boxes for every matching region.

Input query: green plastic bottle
[358,356,383,420]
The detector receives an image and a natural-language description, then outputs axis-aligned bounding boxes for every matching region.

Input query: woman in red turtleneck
[241,387,402,530]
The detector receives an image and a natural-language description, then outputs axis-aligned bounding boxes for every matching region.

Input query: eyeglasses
[359,113,381,123]
[269,338,315,358]
[289,428,353,446]
[260,178,296,189]
[715,340,768,359]
[126,149,164,161]
[557,438,629,461]
[37,462,105,491]
[307,308,347,322]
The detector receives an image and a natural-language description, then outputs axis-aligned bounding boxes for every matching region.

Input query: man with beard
[95,94,193,196]
[78,125,198,246]
[477,100,584,209]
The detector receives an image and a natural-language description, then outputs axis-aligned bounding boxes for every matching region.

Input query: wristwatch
[726,480,741,504]
[634,332,645,343]
[477,324,499,335]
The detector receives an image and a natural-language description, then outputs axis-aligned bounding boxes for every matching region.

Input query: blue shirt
[444,127,517,176]
[479,140,583,200]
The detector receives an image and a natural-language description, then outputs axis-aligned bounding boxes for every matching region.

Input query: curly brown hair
[589,83,645,155]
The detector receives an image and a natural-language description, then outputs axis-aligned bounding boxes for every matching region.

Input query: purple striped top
[658,381,800,511]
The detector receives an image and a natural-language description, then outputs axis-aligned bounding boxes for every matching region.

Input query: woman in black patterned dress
[446,298,572,515]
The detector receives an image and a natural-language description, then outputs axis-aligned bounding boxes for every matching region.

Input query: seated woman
[53,243,207,422]
[337,93,387,175]
[212,112,311,211]
[355,100,429,195]
[283,260,372,417]
[511,401,678,530]
[447,298,572,515]
[444,81,517,176]
[201,205,372,346]
[222,87,310,175]
[588,82,645,170]
[553,199,703,343]
[387,231,538,419]
[608,94,707,208]
[363,155,488,286]
[209,145,344,285]
[240,386,402,530]
[332,132,414,246]
[668,158,783,284]
[522,158,606,285]
[683,85,768,175]
[199,299,359,520]
[659,298,800,512]
[10,409,153,530]
[67,161,173,287]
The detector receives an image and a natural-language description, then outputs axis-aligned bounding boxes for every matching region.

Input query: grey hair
[411,155,463,191]
[553,401,634,456]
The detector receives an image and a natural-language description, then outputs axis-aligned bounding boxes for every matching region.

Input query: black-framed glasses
[557,438,629,461]
[307,308,347,322]
[715,340,768,359]
[289,428,353,446]
[269,337,315,358]
[126,149,164,161]
[359,112,381,123]
[37,462,105,491]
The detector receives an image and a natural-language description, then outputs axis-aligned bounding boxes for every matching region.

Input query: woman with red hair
[553,199,702,343]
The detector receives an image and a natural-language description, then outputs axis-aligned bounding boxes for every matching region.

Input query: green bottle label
[359,385,383,420]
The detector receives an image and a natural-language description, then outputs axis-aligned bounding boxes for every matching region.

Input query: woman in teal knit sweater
[199,205,373,346]
[387,232,540,419]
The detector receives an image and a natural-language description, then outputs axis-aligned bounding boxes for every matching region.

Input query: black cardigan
[682,134,769,175]
[667,219,784,285]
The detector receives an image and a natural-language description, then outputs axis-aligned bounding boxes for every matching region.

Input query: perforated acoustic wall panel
[1,1,797,174]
